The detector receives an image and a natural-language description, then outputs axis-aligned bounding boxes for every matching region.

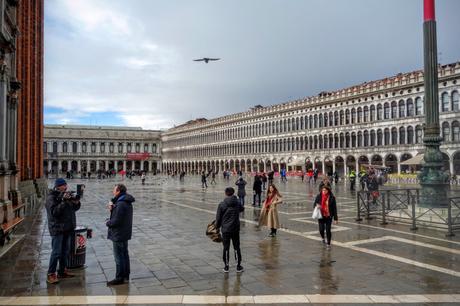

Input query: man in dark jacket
[215,187,244,273]
[106,184,135,285]
[45,178,81,284]
[252,175,263,207]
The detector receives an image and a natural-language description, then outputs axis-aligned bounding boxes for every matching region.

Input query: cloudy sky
[44,0,460,130]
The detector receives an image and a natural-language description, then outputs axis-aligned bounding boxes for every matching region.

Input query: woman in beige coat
[258,184,283,237]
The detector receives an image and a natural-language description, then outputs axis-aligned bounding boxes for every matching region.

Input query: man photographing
[45,178,81,284]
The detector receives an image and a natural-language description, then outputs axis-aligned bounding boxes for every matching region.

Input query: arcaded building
[161,62,460,177]
[44,125,162,175]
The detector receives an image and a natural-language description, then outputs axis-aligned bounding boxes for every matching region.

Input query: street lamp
[418,0,450,207]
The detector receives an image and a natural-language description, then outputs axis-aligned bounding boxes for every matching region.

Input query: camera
[59,191,80,202]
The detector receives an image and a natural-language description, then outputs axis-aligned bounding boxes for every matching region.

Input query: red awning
[126,153,151,161]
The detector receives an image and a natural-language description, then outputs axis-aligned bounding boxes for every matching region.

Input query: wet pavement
[0,175,459,305]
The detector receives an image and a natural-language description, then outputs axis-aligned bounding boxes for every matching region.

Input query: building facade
[44,125,162,175]
[1,0,45,245]
[161,62,460,177]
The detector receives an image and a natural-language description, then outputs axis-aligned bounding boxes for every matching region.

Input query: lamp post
[418,0,450,207]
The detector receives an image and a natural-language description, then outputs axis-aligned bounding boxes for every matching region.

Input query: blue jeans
[113,241,130,280]
[48,232,71,275]
[238,196,245,206]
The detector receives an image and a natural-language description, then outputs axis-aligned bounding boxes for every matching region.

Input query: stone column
[123,160,127,171]
[0,73,7,165]
[140,161,144,171]
[105,160,109,171]
[450,159,454,176]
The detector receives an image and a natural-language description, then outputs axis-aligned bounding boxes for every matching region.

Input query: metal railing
[356,189,460,236]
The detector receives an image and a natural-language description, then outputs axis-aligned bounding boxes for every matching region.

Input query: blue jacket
[106,193,134,242]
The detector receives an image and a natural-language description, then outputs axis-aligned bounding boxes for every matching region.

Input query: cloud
[44,0,460,129]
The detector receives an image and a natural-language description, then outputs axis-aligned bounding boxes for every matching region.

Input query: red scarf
[265,195,274,209]
[320,193,330,217]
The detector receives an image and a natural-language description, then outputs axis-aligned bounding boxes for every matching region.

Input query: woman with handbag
[313,184,338,249]
[259,184,283,237]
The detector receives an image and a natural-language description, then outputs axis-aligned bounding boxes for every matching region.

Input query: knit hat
[54,178,67,187]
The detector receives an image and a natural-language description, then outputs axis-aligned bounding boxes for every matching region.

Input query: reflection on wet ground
[0,175,459,301]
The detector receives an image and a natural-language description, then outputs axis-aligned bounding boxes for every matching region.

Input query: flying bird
[194,57,220,63]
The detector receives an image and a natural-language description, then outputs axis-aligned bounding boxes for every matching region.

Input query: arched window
[363,130,369,147]
[309,116,313,129]
[370,130,376,146]
[340,110,344,125]
[415,97,423,115]
[391,128,398,145]
[345,109,350,124]
[406,98,414,117]
[452,91,460,111]
[377,104,383,120]
[62,142,68,153]
[82,142,87,153]
[314,114,318,128]
[384,103,390,119]
[399,100,405,117]
[319,114,323,128]
[91,142,97,153]
[377,129,383,146]
[357,132,362,147]
[43,142,48,153]
[415,125,423,143]
[324,112,328,127]
[351,132,356,147]
[384,128,390,145]
[452,121,460,141]
[334,134,339,148]
[391,101,398,118]
[127,143,132,153]
[442,122,450,141]
[53,142,58,153]
[100,142,105,153]
[351,108,356,123]
[357,107,362,123]
[144,143,149,152]
[329,112,333,127]
[72,142,77,153]
[370,105,376,121]
[363,106,369,122]
[399,127,406,144]
[441,92,450,112]
[334,111,339,126]
[407,126,414,144]
[118,143,123,153]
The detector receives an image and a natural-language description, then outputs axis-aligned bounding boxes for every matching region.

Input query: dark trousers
[238,195,245,206]
[222,232,241,266]
[318,217,333,245]
[48,232,71,275]
[113,241,130,280]
[253,192,261,206]
[202,181,208,188]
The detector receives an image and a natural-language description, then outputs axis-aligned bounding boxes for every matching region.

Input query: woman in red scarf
[259,184,283,237]
[313,184,338,249]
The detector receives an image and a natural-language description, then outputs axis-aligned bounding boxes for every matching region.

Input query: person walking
[252,175,263,207]
[235,176,247,206]
[201,171,208,189]
[259,184,283,237]
[267,171,274,186]
[366,171,380,206]
[332,171,339,184]
[215,187,244,273]
[349,170,356,191]
[45,178,80,284]
[313,184,338,249]
[210,171,217,185]
[261,173,268,190]
[313,168,319,184]
[106,184,135,285]
[141,172,146,185]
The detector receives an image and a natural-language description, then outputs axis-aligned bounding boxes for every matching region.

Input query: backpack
[206,220,222,243]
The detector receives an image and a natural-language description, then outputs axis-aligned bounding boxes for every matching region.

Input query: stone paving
[0,175,460,305]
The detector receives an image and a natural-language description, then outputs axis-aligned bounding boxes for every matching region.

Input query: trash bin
[76,184,85,197]
[68,226,92,269]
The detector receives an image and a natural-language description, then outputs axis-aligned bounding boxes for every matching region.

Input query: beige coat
[259,194,283,229]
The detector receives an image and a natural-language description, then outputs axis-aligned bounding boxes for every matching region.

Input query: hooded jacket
[106,193,135,242]
[215,195,244,233]
[46,189,81,236]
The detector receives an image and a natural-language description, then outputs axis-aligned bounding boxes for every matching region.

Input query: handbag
[312,206,323,220]
[205,220,222,243]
